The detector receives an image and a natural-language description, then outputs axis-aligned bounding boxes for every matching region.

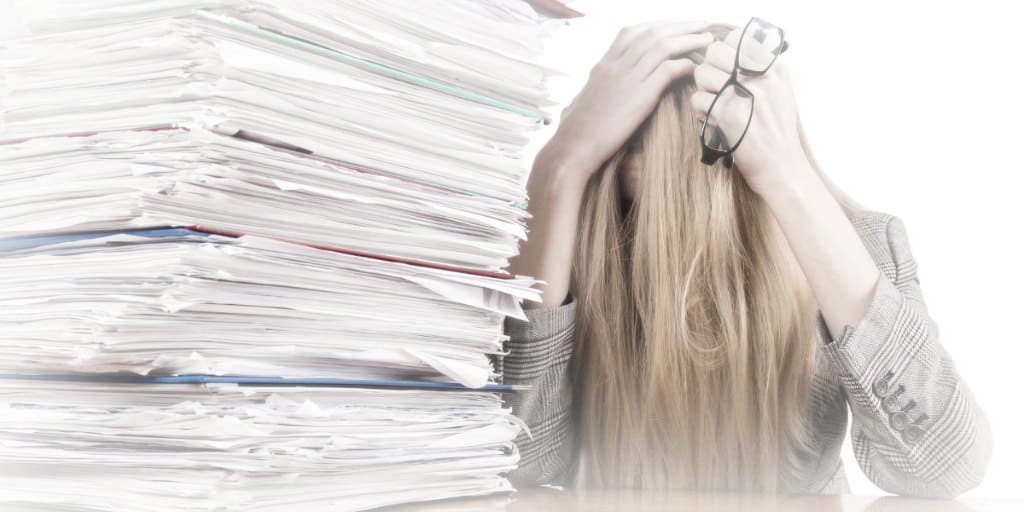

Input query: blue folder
[0,227,214,252]
[0,373,520,392]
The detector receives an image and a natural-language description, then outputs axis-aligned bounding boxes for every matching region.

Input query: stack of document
[0,0,569,510]
[0,229,541,388]
[1,0,567,271]
[0,378,525,511]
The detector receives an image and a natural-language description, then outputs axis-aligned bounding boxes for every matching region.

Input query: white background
[3,0,1022,500]
[531,0,1024,500]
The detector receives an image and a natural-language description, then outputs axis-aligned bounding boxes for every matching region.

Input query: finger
[690,90,716,119]
[605,19,682,61]
[693,62,730,94]
[619,20,712,67]
[633,32,714,78]
[725,27,775,70]
[723,28,743,48]
[646,57,698,91]
[705,41,736,74]
[773,58,790,79]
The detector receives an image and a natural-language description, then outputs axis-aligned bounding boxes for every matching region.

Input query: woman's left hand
[691,27,812,197]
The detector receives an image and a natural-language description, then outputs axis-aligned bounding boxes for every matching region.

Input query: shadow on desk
[377,487,1018,512]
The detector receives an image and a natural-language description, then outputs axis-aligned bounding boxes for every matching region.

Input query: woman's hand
[538,20,714,184]
[691,28,812,197]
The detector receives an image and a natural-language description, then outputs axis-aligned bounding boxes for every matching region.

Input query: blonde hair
[569,23,865,492]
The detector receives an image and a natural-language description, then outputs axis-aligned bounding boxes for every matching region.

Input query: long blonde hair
[569,23,864,492]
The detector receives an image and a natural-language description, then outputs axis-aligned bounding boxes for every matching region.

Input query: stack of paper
[1,0,567,271]
[0,229,541,388]
[0,0,570,510]
[0,128,532,270]
[0,379,524,512]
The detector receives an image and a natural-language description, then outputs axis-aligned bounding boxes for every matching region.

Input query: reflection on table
[378,487,1021,512]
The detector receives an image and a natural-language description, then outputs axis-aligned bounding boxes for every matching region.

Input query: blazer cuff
[816,271,937,443]
[502,295,577,377]
[817,271,913,396]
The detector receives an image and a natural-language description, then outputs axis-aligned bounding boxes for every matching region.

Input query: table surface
[379,488,1023,512]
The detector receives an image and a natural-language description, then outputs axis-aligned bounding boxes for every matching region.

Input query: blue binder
[0,227,212,252]
[0,373,520,392]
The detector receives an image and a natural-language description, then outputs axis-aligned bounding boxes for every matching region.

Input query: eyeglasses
[699,17,789,169]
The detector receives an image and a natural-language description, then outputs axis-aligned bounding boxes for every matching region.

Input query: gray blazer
[501,209,992,498]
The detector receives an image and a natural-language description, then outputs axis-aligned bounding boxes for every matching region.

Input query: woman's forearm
[759,158,882,339]
[508,145,590,309]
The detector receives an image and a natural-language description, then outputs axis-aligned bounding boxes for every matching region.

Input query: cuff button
[881,384,906,413]
[882,394,901,413]
[890,411,911,431]
[873,370,895,397]
[902,425,925,445]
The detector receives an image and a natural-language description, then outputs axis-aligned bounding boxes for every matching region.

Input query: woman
[503,19,992,497]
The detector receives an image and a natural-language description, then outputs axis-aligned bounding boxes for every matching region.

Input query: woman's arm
[760,159,886,370]
[502,151,587,486]
[693,29,991,495]
[507,148,589,309]
[503,294,580,487]
[763,164,992,498]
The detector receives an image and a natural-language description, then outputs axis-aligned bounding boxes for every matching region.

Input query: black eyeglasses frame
[698,16,790,168]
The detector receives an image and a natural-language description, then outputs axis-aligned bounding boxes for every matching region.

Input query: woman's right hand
[512,20,714,308]
[537,19,714,183]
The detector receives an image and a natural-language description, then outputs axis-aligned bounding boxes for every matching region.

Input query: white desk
[379,488,1022,512]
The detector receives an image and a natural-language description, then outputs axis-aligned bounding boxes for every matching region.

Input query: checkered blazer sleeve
[501,295,579,488]
[815,213,993,498]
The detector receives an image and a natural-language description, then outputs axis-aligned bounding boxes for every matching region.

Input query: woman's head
[570,23,864,491]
